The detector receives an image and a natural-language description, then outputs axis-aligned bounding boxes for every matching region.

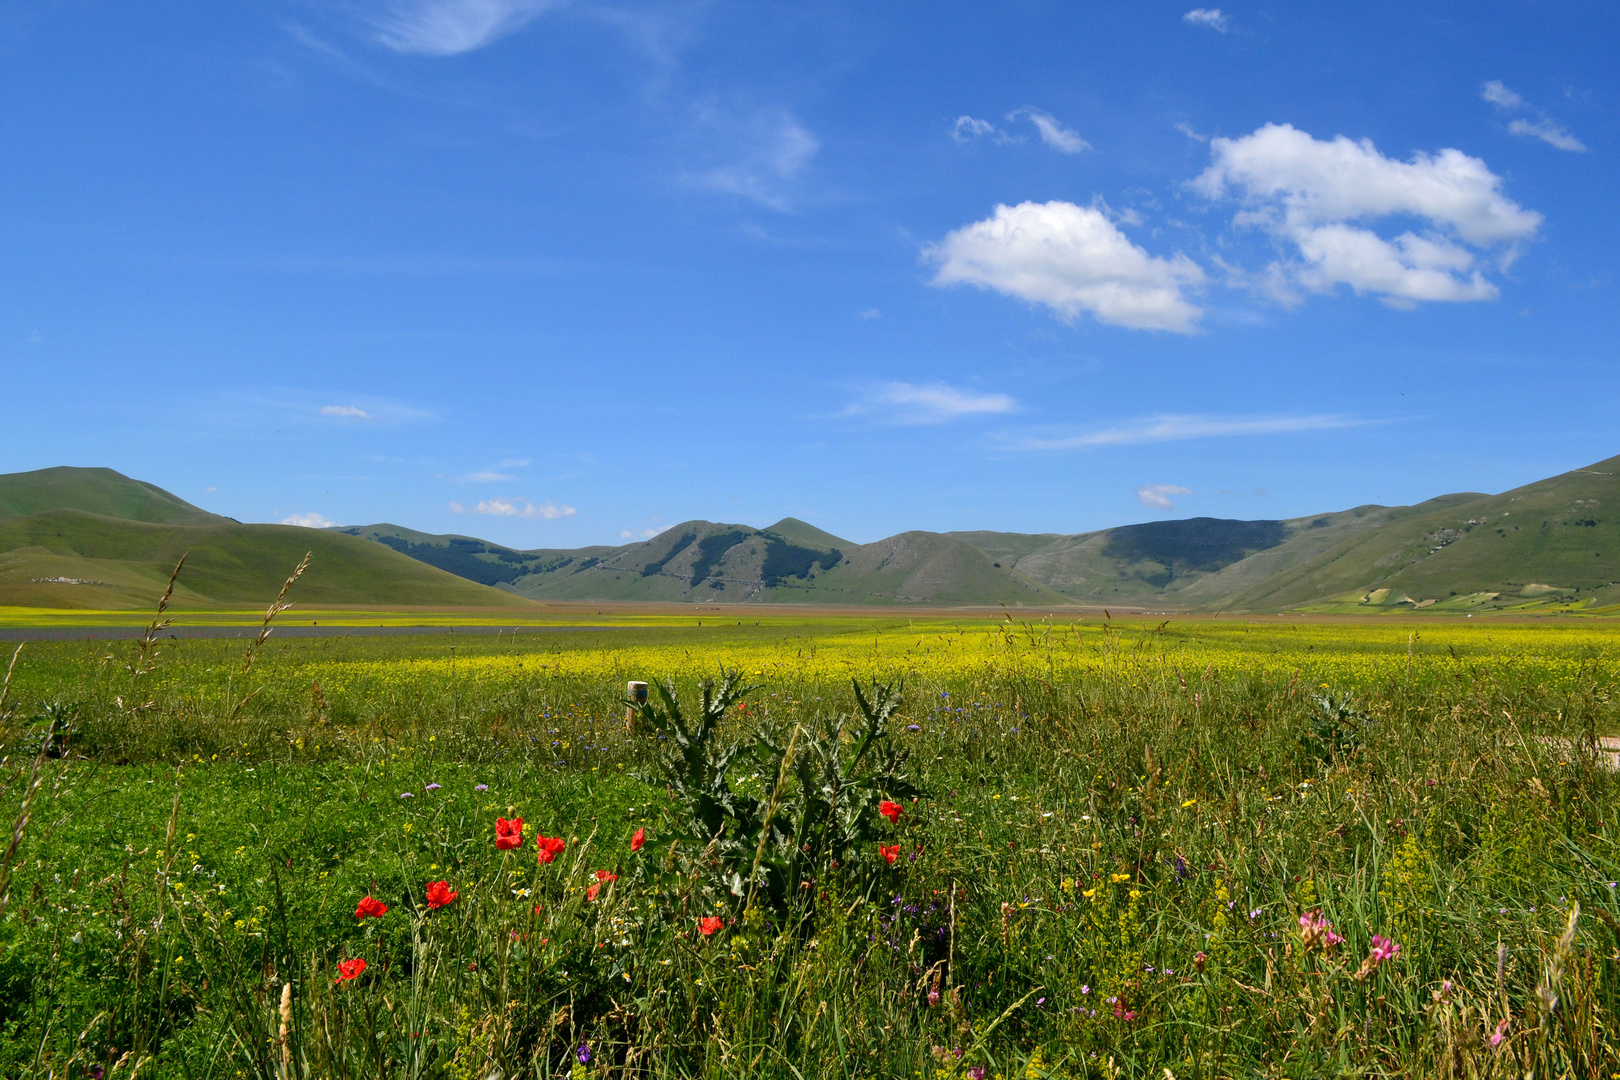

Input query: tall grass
[0,619,1615,1076]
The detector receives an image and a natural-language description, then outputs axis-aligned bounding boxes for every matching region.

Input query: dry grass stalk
[242,552,310,675]
[277,981,293,1077]
[131,553,187,676]
[0,642,20,720]
[0,715,55,921]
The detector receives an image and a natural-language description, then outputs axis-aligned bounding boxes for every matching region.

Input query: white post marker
[625,680,649,730]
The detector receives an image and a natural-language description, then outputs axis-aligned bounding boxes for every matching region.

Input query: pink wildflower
[1298,910,1343,951]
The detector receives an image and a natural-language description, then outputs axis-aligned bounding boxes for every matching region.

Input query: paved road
[0,624,615,642]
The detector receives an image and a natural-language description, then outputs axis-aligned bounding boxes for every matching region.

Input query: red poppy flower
[536,835,566,864]
[335,957,367,982]
[495,816,524,850]
[698,916,724,936]
[879,800,902,824]
[355,895,388,920]
[586,883,601,901]
[424,880,458,909]
[630,827,646,853]
[879,844,900,865]
[594,870,618,882]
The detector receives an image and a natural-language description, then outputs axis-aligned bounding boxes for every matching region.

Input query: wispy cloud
[460,458,531,483]
[839,382,1017,425]
[1183,8,1229,32]
[281,512,340,528]
[620,526,667,540]
[320,404,371,419]
[685,102,819,210]
[368,0,567,56]
[1136,484,1193,510]
[952,109,1089,153]
[998,413,1367,451]
[1009,108,1091,154]
[1482,80,1587,152]
[449,497,576,519]
[952,116,1007,143]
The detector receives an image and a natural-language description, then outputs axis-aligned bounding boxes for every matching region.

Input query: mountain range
[2,458,1617,613]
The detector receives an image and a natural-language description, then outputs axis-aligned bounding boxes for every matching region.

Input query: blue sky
[1,1,1615,548]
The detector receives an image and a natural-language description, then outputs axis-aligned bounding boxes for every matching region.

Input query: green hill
[764,517,854,549]
[11,456,1620,613]
[0,470,526,610]
[342,453,1620,612]
[0,466,216,524]
[1220,455,1620,612]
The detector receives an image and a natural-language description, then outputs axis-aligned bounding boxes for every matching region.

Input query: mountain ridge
[337,454,1620,612]
[5,457,1620,612]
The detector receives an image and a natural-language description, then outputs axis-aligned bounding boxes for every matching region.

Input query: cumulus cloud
[1010,108,1091,153]
[1183,8,1229,31]
[841,382,1017,425]
[1192,123,1541,306]
[925,200,1206,332]
[320,404,371,419]
[282,512,339,528]
[449,497,576,519]
[1136,484,1193,510]
[999,412,1364,451]
[1482,81,1587,152]
[369,0,565,55]
[686,103,818,209]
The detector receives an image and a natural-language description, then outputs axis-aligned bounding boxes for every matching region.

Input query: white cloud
[1136,484,1193,510]
[1192,123,1541,306]
[952,116,1002,143]
[1183,8,1229,31]
[857,308,881,320]
[687,103,818,210]
[320,404,371,419]
[369,0,564,56]
[1009,109,1090,153]
[461,458,530,483]
[1483,81,1587,152]
[282,512,339,528]
[1480,80,1524,110]
[925,200,1206,333]
[449,497,576,519]
[841,382,1017,425]
[620,526,667,540]
[1506,118,1586,153]
[999,413,1364,452]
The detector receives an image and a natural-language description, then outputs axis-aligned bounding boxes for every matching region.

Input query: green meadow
[0,617,1617,1078]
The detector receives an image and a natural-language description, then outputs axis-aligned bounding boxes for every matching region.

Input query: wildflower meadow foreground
[0,616,1617,1078]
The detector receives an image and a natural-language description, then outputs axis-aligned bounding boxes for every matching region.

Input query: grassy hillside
[0,510,526,609]
[0,466,216,524]
[17,456,1619,613]
[1223,455,1620,612]
[764,517,853,549]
